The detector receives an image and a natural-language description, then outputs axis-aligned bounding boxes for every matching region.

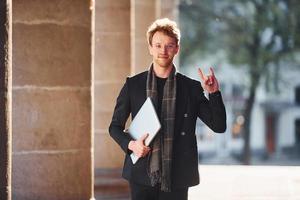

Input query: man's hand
[128,133,151,158]
[198,67,219,93]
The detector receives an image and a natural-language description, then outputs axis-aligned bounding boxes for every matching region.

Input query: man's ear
[175,45,180,54]
[148,44,153,56]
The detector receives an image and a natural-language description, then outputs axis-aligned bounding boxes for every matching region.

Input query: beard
[154,57,173,68]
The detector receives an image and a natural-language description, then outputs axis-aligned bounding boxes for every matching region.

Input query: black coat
[109,71,226,189]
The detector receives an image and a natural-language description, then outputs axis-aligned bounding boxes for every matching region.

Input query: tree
[179,0,300,164]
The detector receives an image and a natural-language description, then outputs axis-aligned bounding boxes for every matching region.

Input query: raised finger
[208,75,214,85]
[198,68,207,81]
[209,67,215,77]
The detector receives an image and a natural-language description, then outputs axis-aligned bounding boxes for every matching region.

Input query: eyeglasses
[153,43,177,51]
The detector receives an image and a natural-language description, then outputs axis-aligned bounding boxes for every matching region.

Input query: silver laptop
[128,97,161,164]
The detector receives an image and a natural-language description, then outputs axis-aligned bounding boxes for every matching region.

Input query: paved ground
[94,165,300,200]
[188,165,300,200]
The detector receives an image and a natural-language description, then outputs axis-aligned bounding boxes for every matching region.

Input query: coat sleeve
[109,78,133,154]
[195,83,227,133]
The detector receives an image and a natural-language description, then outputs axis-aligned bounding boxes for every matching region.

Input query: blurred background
[178,0,300,166]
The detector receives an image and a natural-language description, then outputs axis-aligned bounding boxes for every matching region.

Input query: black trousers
[129,182,188,200]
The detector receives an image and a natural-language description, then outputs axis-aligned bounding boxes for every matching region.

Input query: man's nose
[160,46,168,53]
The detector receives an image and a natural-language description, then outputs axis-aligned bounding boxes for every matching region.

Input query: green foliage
[179,0,300,92]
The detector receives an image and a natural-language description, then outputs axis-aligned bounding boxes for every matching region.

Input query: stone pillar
[94,0,131,169]
[93,0,179,169]
[130,0,179,74]
[156,0,180,67]
[156,0,179,20]
[12,1,93,200]
[0,0,12,199]
[130,0,157,74]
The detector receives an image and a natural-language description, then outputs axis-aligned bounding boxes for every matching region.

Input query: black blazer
[109,71,226,189]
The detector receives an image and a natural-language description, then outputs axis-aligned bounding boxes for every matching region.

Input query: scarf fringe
[149,170,161,186]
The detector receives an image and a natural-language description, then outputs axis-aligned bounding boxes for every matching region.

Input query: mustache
[158,54,168,58]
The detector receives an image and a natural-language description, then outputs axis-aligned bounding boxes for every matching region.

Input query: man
[109,18,226,200]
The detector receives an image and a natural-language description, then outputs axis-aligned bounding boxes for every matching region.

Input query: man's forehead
[152,32,176,43]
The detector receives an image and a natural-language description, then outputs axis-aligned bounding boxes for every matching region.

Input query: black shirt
[156,76,167,119]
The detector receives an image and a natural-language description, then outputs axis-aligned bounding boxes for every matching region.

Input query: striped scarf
[146,64,176,192]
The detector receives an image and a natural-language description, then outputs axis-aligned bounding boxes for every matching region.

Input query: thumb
[139,133,149,142]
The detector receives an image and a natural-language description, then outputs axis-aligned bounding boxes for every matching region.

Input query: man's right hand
[128,133,151,158]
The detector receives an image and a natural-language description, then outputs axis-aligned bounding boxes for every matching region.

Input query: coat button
[181,132,186,136]
[184,113,188,118]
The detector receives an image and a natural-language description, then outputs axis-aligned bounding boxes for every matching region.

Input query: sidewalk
[189,165,300,200]
[94,165,300,200]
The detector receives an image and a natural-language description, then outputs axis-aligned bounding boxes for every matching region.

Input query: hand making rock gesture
[198,67,219,93]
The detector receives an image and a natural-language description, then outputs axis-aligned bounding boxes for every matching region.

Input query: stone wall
[94,0,131,169]
[12,0,93,199]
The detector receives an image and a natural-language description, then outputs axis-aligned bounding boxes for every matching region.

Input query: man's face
[148,31,179,69]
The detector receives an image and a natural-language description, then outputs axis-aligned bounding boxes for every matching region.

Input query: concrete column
[131,0,179,74]
[156,0,180,67]
[0,0,12,199]
[131,0,157,74]
[12,1,93,200]
[93,1,179,198]
[94,0,131,168]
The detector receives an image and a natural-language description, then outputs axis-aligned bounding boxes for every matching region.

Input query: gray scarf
[146,64,176,192]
